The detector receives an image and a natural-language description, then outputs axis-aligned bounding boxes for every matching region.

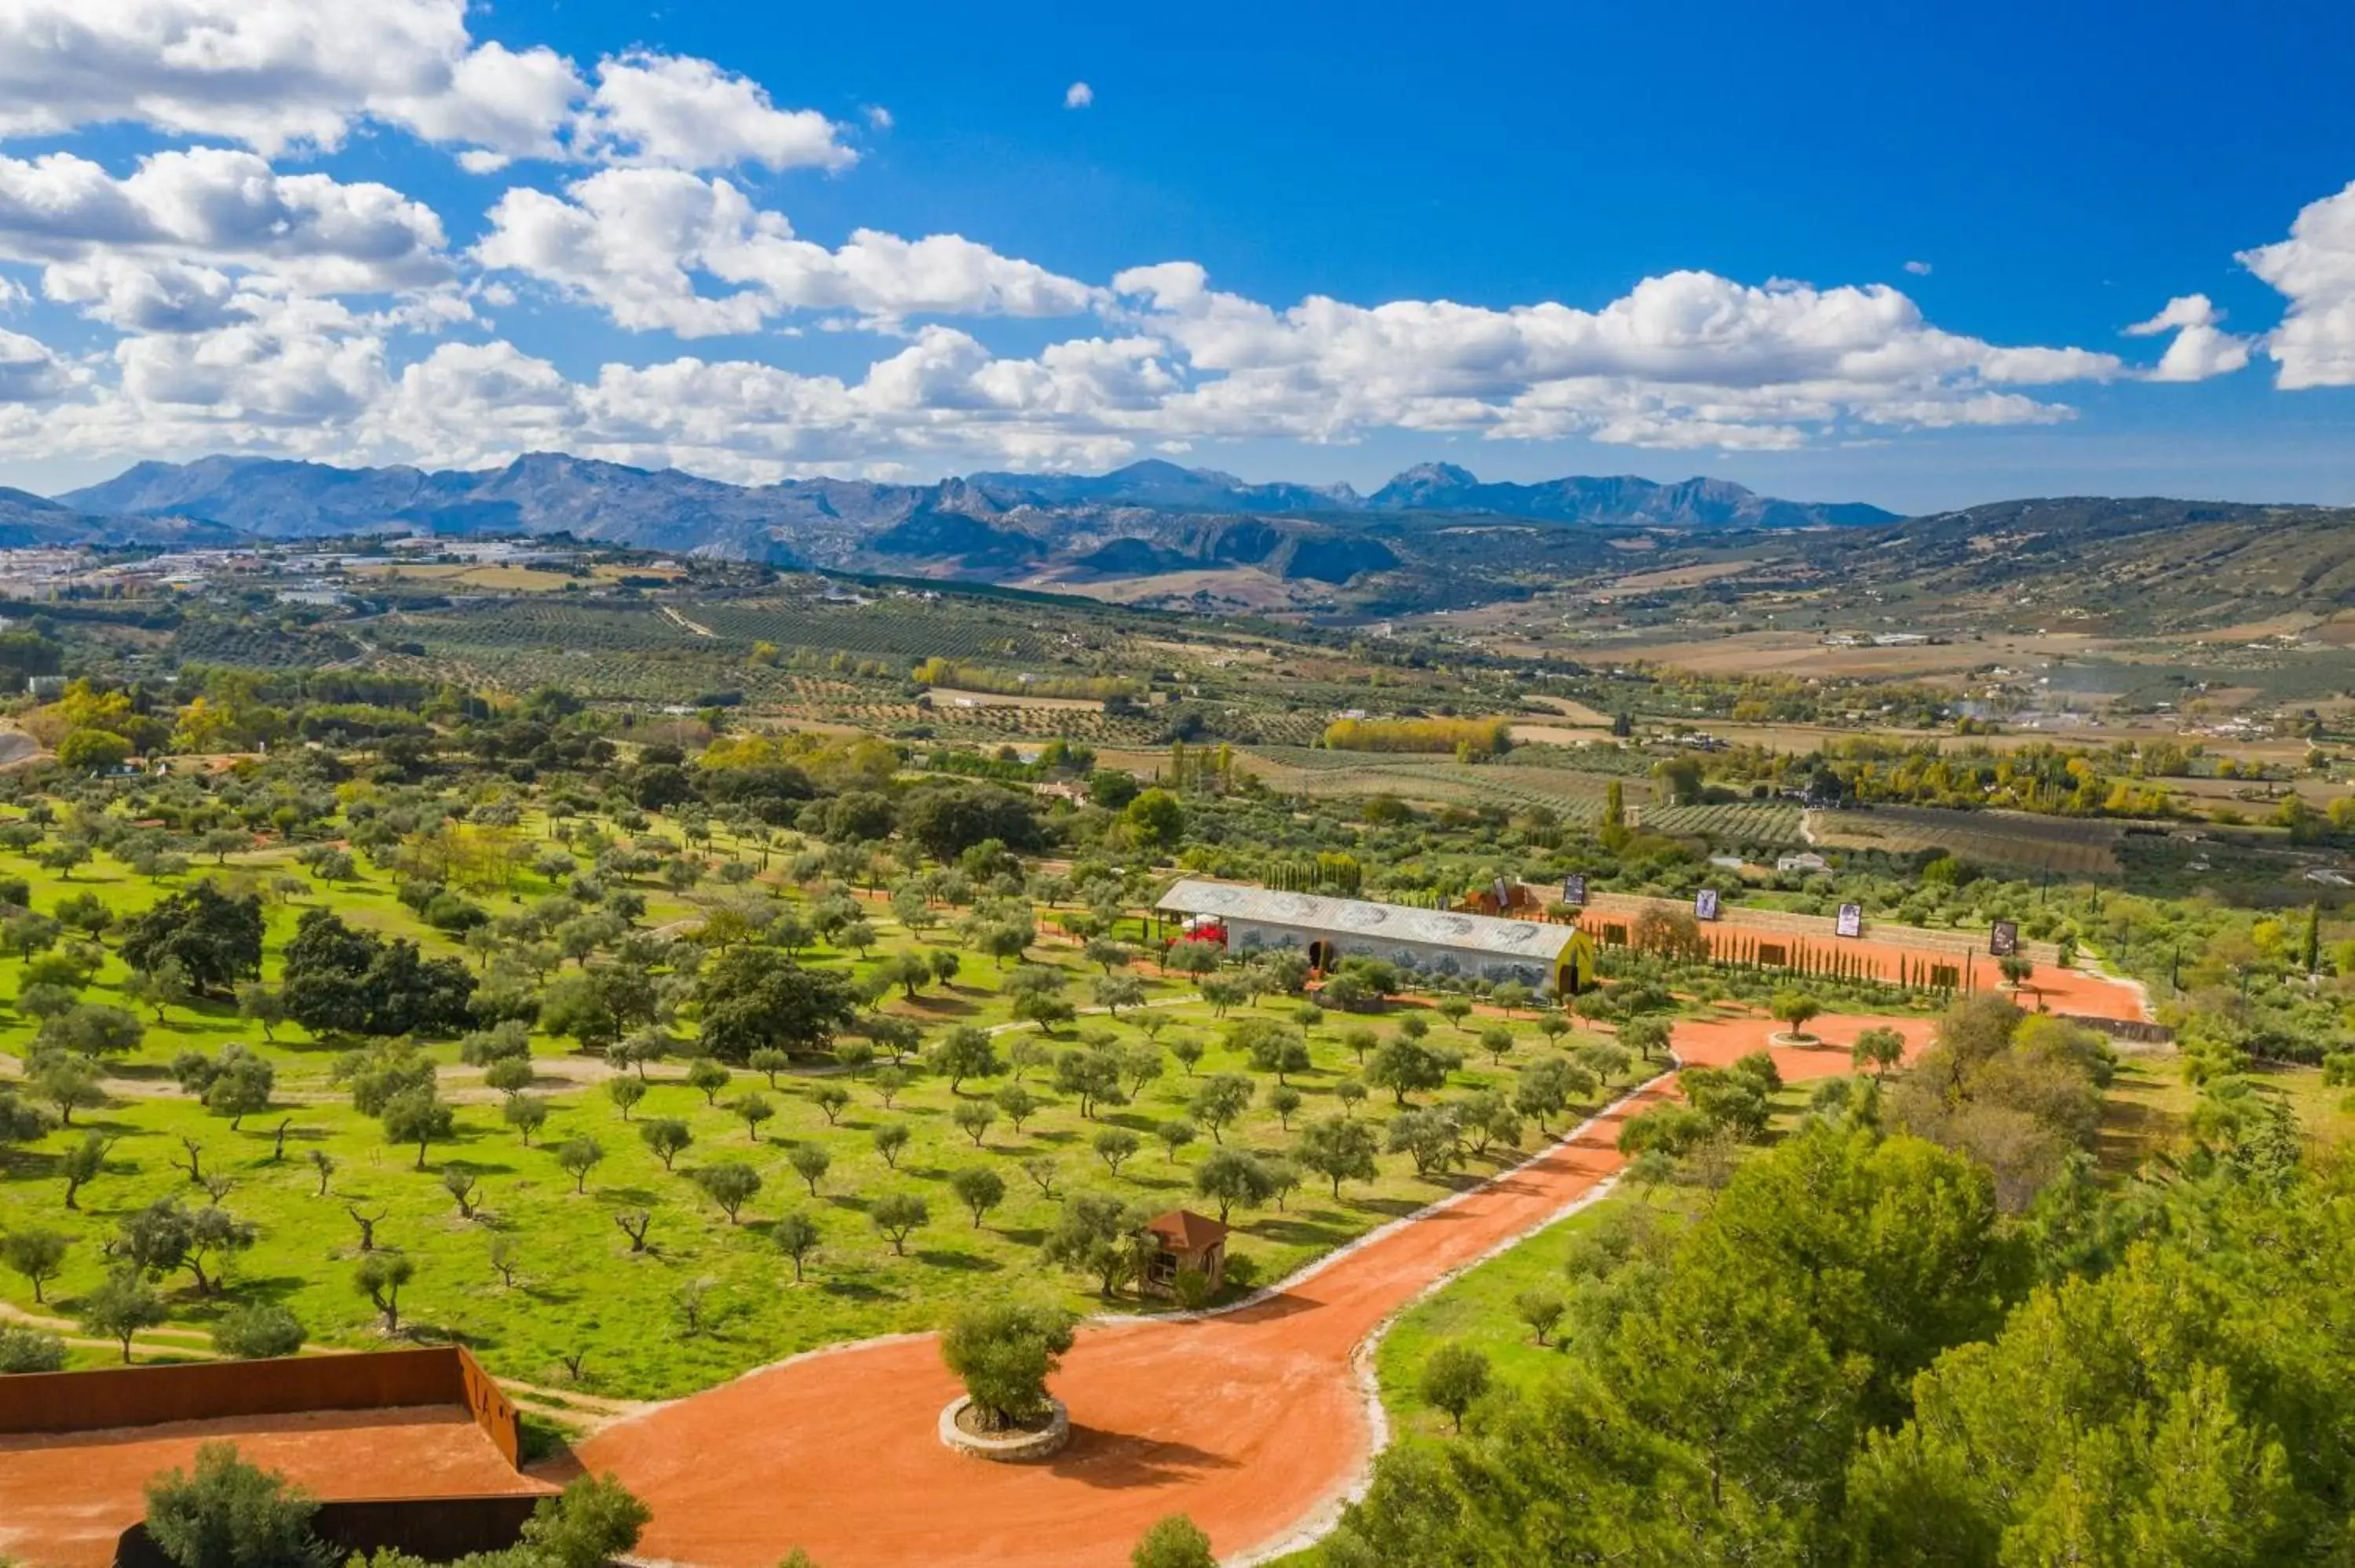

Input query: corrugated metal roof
[1156,878,1576,962]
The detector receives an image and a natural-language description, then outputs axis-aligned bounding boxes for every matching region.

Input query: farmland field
[1805,804,2127,874]
[392,600,710,654]
[686,598,1053,662]
[1638,800,1807,848]
[1243,749,1634,822]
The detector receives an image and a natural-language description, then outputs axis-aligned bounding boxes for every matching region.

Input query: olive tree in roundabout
[938,1299,1079,1461]
[1768,989,1823,1045]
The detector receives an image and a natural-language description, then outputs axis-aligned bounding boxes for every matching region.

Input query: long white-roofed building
[1156,878,1596,994]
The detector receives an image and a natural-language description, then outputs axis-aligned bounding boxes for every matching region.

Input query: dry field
[1806,804,2126,875]
[1567,628,2114,683]
[922,687,1107,712]
[1013,566,1310,610]
[1524,695,1618,725]
[1508,722,1613,746]
[1594,560,1763,595]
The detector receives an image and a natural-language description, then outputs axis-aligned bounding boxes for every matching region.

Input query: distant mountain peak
[44,450,1897,573]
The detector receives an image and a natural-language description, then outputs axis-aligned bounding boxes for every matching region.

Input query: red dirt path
[573,963,2130,1567]
[0,1406,550,1568]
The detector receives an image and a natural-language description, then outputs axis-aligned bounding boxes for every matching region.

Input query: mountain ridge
[55,451,1894,546]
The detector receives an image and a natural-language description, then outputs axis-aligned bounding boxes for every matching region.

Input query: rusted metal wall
[0,1345,519,1465]
[454,1342,523,1466]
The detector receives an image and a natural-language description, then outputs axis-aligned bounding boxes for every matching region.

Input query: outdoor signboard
[1694,888,1722,921]
[1561,873,1586,906]
[1836,903,1864,938]
[1990,919,2020,957]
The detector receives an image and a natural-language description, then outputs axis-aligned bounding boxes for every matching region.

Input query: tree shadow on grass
[904,994,979,1018]
[108,1063,177,1084]
[232,1272,315,1307]
[1244,1216,1356,1249]
[1349,1194,1424,1219]
[913,1248,1002,1271]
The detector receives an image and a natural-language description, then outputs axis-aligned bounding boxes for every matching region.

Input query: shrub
[0,1325,66,1373]
[1419,1344,1492,1432]
[1132,1514,1216,1568]
[142,1442,329,1568]
[211,1304,305,1361]
[517,1472,652,1568]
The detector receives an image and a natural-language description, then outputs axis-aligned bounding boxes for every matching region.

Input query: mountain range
[13,454,2346,623]
[33,454,1897,590]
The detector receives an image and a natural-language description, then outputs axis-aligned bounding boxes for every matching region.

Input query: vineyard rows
[171,622,362,669]
[1638,801,1808,847]
[688,599,1050,662]
[398,600,706,653]
[1807,805,2123,875]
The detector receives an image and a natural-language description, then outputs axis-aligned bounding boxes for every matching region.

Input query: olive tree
[939,1300,1077,1431]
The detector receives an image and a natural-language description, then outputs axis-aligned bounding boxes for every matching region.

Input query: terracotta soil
[568,959,2133,1568]
[0,1406,551,1568]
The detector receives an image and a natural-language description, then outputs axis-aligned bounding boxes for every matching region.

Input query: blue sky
[0,0,2350,512]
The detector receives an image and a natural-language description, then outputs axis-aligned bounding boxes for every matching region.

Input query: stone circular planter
[939,1396,1070,1463]
[1766,1030,1821,1048]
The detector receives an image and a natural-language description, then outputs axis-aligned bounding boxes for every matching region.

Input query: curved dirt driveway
[569,961,2141,1567]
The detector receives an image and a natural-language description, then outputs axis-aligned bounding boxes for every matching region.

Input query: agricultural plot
[376,647,806,706]
[1243,749,1623,822]
[1806,804,2125,875]
[170,620,363,669]
[1638,801,1807,849]
[393,600,710,654]
[687,599,1051,663]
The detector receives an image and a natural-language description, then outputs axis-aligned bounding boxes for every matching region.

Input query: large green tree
[696,946,856,1063]
[281,910,475,1038]
[120,881,264,997]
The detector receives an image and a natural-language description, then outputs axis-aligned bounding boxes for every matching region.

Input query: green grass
[1,827,1647,1400]
[1371,1189,1648,1435]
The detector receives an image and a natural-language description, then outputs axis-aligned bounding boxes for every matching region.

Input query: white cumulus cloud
[1065,82,1095,110]
[0,0,476,155]
[0,148,453,306]
[2240,179,2355,389]
[1108,264,2116,448]
[476,170,1096,336]
[0,326,71,403]
[2123,294,2251,383]
[575,53,853,173]
[0,1,850,175]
